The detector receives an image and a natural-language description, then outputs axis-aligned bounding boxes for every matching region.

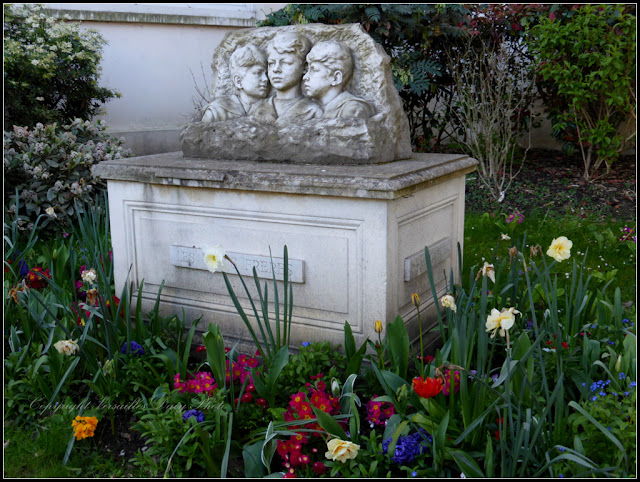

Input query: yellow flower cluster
[72,415,98,440]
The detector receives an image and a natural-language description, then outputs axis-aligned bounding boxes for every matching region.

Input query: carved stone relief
[180,23,412,164]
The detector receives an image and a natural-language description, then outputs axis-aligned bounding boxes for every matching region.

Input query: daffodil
[54,339,79,355]
[546,236,572,263]
[485,307,520,338]
[440,294,456,312]
[480,262,495,283]
[203,244,226,273]
[325,438,360,463]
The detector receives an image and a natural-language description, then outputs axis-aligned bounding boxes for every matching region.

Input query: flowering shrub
[4,119,131,238]
[3,4,119,129]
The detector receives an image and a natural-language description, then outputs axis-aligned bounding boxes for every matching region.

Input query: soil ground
[465,148,636,222]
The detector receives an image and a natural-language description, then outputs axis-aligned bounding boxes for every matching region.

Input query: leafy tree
[526,4,636,181]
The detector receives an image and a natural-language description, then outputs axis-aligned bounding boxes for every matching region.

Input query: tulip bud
[103,358,115,377]
[374,320,383,334]
[615,355,622,372]
[396,383,408,402]
[52,248,58,261]
[411,293,420,307]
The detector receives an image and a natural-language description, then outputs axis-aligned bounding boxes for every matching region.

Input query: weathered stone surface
[92,151,478,200]
[179,23,412,164]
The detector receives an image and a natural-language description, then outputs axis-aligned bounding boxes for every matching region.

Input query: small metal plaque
[170,245,305,283]
[404,237,451,282]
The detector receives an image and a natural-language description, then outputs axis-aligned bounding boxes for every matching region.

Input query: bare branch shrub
[449,39,536,202]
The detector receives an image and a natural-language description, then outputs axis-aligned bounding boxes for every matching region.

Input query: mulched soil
[93,411,145,468]
[467,148,636,222]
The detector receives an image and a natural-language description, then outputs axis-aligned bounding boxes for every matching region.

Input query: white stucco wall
[43,3,288,155]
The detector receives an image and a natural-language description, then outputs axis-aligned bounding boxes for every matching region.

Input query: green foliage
[527,4,636,180]
[222,246,294,367]
[259,4,470,148]
[276,341,345,398]
[567,381,636,476]
[3,4,119,130]
[4,120,131,239]
[132,386,228,477]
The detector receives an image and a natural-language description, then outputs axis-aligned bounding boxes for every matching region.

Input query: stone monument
[93,23,477,355]
[180,23,412,164]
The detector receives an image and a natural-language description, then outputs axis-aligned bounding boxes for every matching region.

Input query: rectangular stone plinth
[93,152,477,353]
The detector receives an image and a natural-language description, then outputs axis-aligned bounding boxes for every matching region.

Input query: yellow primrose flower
[325,438,360,463]
[203,244,226,273]
[546,236,572,263]
[440,294,457,313]
[54,339,79,356]
[485,307,521,338]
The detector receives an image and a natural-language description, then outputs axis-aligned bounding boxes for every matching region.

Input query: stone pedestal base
[93,152,477,354]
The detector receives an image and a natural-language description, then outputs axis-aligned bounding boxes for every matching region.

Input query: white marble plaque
[170,245,305,283]
[404,237,451,282]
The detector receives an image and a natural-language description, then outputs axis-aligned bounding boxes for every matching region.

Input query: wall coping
[92,152,478,200]
[43,3,258,27]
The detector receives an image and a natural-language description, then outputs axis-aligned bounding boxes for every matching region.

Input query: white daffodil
[546,236,572,263]
[203,244,226,273]
[440,294,457,313]
[485,307,521,338]
[54,339,79,355]
[481,262,496,283]
[81,268,97,284]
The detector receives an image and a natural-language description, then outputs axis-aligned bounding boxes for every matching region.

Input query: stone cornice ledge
[92,152,478,200]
